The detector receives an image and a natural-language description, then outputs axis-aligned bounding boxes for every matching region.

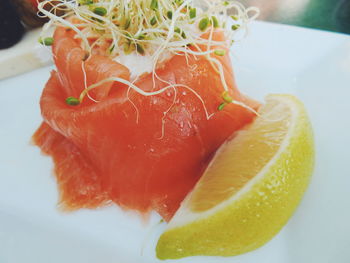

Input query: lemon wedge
[156,94,315,259]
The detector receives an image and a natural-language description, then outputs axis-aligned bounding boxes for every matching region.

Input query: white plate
[1,21,350,263]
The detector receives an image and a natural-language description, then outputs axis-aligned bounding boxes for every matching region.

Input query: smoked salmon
[33,25,258,221]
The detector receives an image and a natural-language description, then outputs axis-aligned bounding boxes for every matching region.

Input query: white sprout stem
[81,59,99,103]
[80,76,214,120]
[37,2,91,52]
[208,56,229,91]
[126,86,140,124]
[158,87,177,140]
[231,100,260,116]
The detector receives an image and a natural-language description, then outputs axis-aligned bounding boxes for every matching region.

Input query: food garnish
[37,0,258,111]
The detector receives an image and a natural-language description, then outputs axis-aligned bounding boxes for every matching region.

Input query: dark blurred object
[11,0,48,28]
[246,0,350,35]
[0,0,25,49]
[12,0,65,28]
[334,0,350,34]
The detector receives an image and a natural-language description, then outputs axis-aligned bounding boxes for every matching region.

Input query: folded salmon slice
[33,27,259,221]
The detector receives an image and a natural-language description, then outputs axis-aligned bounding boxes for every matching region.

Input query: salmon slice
[34,120,109,209]
[33,26,259,220]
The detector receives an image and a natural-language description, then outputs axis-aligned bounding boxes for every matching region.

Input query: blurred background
[246,0,350,34]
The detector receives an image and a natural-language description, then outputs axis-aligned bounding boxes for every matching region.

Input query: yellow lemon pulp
[156,94,314,259]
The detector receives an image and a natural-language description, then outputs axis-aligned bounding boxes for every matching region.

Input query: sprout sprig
[37,0,259,118]
[37,0,258,61]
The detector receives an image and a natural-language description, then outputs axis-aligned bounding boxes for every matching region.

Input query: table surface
[246,0,350,35]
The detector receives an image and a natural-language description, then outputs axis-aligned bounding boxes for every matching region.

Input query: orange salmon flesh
[32,26,259,221]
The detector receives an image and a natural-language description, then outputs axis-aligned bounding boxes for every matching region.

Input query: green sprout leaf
[214,49,226,56]
[136,44,145,54]
[78,0,93,5]
[222,91,233,103]
[150,16,157,25]
[211,16,219,28]
[189,8,196,19]
[231,24,240,30]
[150,0,158,10]
[39,37,54,46]
[199,17,209,31]
[124,18,131,29]
[93,7,107,16]
[66,97,80,106]
[218,102,227,111]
